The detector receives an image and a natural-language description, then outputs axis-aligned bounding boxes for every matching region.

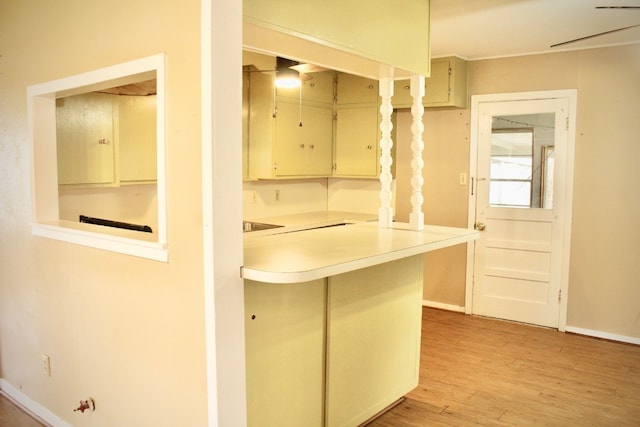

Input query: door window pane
[490,113,555,209]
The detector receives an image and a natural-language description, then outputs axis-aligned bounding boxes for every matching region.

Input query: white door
[467,92,576,329]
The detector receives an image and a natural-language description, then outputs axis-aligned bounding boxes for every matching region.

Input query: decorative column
[378,77,394,228]
[409,75,425,231]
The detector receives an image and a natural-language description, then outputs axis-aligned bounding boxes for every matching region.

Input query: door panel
[471,96,571,328]
[486,219,553,252]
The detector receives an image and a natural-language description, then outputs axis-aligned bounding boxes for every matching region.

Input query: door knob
[474,222,486,231]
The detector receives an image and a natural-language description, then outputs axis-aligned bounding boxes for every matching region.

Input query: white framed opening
[28,54,168,261]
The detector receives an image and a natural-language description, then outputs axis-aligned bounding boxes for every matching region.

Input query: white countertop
[242,213,478,284]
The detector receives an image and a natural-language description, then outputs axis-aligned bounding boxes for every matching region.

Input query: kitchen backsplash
[242,178,389,220]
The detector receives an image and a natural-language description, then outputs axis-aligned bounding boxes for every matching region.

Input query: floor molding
[421,303,640,346]
[0,379,71,427]
[565,326,640,346]
[422,300,465,313]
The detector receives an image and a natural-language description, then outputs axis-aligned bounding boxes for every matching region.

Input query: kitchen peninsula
[242,212,477,426]
[241,1,456,424]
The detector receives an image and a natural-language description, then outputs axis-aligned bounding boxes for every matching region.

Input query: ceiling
[430,0,640,60]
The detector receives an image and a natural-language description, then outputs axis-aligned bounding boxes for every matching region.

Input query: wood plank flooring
[368,307,640,426]
[2,307,639,426]
[0,394,45,427]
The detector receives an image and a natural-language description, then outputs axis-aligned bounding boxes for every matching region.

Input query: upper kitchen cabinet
[277,71,335,104]
[393,57,468,108]
[243,0,430,80]
[118,94,157,183]
[56,92,116,185]
[245,59,333,179]
[334,72,380,178]
[56,90,158,186]
[242,69,250,180]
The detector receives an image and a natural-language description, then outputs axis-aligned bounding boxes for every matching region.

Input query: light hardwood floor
[0,394,45,427]
[2,308,639,426]
[368,307,640,426]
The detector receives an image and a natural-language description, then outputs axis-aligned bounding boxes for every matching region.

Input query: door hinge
[558,289,562,302]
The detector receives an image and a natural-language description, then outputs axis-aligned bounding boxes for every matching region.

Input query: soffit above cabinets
[243,0,431,80]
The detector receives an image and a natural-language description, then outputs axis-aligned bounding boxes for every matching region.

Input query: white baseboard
[0,379,72,427]
[422,300,465,313]
[420,304,640,346]
[565,326,640,346]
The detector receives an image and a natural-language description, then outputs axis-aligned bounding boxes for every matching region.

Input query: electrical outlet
[275,189,280,201]
[459,172,467,186]
[41,354,51,376]
[252,191,257,204]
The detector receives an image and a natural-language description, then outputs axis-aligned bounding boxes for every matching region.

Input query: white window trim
[28,54,168,262]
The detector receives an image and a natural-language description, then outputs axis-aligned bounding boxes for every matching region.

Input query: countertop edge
[242,228,477,284]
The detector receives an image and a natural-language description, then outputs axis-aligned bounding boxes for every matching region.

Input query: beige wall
[0,1,211,425]
[395,109,470,307]
[397,45,640,339]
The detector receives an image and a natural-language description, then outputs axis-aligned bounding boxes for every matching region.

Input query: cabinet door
[334,106,379,177]
[242,70,250,179]
[393,59,451,107]
[277,71,335,103]
[245,279,326,427]
[56,92,115,185]
[336,72,378,104]
[326,256,424,426]
[118,95,157,182]
[274,100,333,177]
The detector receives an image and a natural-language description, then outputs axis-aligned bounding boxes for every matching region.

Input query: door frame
[465,90,577,331]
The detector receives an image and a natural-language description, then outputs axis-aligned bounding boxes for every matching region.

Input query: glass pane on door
[489,113,555,209]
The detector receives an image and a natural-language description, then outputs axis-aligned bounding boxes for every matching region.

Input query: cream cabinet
[118,95,157,183]
[242,70,250,179]
[334,72,380,178]
[244,256,423,426]
[326,256,423,426]
[56,92,116,185]
[244,279,326,427]
[56,92,157,186]
[244,55,407,180]
[335,72,378,104]
[247,69,334,179]
[393,56,468,108]
[333,72,399,178]
[274,100,333,177]
[277,71,335,104]
[334,106,379,177]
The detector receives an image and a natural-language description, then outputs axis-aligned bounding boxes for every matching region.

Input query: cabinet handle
[367,145,372,150]
[299,144,305,149]
[309,144,315,149]
[368,84,374,90]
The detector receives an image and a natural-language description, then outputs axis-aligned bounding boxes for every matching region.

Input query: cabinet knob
[367,145,372,150]
[309,144,315,149]
[98,138,109,144]
[299,144,305,149]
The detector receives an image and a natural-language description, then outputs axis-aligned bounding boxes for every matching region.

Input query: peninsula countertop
[242,212,478,284]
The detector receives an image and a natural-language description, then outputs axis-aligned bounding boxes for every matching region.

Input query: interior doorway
[465,91,576,329]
